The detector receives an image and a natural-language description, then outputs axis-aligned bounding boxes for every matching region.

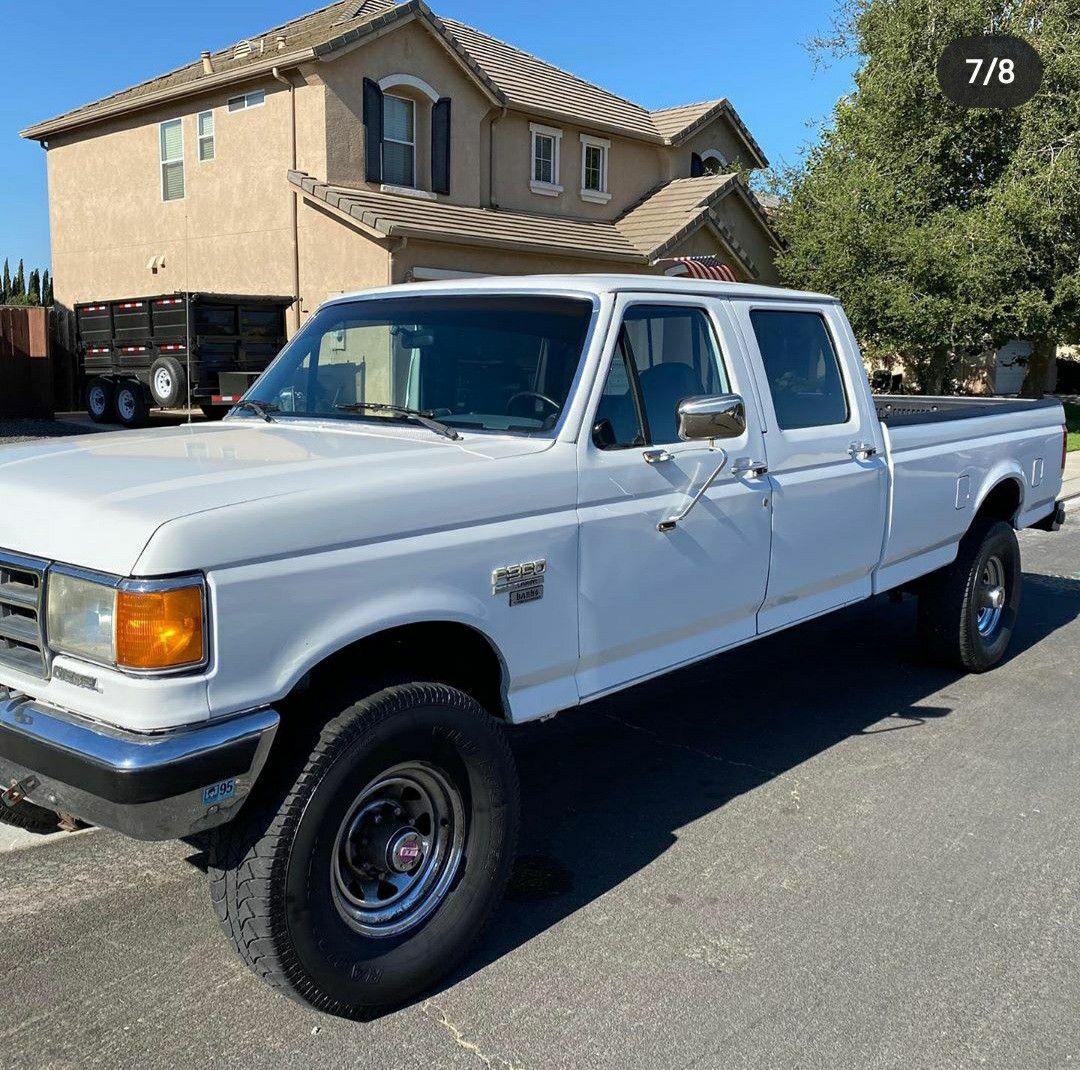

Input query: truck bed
[874,395,1062,427]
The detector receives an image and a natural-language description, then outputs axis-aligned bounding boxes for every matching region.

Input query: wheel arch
[290,617,512,721]
[972,472,1025,529]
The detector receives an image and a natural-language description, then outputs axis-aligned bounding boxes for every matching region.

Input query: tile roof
[23,1,396,137]
[290,169,776,274]
[22,0,765,166]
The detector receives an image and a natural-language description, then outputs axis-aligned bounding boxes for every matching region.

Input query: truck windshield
[243,294,595,435]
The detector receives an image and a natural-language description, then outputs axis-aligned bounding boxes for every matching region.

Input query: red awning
[666,256,739,282]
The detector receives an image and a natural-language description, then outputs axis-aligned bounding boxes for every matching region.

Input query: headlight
[47,571,207,672]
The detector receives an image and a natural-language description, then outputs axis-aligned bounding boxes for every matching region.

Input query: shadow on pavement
[440,570,1080,996]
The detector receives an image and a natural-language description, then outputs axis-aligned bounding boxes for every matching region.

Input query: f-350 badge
[492,559,546,606]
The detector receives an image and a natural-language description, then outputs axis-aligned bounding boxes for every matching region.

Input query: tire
[86,377,115,423]
[149,356,186,408]
[209,683,519,1018]
[199,404,230,421]
[114,381,150,429]
[918,518,1021,672]
[0,799,60,834]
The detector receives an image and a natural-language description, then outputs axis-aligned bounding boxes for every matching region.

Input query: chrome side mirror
[676,394,746,441]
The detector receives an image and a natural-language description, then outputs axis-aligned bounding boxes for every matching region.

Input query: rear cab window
[749,309,849,430]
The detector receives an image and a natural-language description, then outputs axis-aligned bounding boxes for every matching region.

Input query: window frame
[591,302,733,451]
[579,133,611,204]
[529,122,563,196]
[746,306,853,432]
[197,110,215,162]
[381,93,416,188]
[159,118,185,202]
[227,90,265,113]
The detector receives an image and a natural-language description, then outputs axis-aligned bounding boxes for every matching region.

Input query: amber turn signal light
[115,585,205,670]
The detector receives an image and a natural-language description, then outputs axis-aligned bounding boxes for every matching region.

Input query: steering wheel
[506,391,561,418]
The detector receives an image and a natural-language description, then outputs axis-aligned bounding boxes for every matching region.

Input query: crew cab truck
[76,292,291,428]
[0,276,1066,1018]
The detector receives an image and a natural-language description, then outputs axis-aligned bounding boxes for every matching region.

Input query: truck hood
[0,421,557,575]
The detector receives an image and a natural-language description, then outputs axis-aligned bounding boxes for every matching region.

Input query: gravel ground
[0,418,100,445]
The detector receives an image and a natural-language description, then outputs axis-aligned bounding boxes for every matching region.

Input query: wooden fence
[0,306,53,419]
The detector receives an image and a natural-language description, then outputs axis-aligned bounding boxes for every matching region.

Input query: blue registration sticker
[203,779,236,806]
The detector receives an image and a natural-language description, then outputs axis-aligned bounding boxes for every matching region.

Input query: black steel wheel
[209,683,518,1019]
[918,517,1021,672]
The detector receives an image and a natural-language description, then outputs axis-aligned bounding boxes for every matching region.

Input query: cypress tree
[12,259,25,299]
[42,269,52,306]
[1,259,9,303]
[28,269,41,306]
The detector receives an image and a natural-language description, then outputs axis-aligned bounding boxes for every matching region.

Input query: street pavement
[1,523,1077,1070]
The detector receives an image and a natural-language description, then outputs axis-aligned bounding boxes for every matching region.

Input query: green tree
[12,259,24,300]
[1,259,9,304]
[27,269,41,306]
[773,0,1079,395]
[41,269,52,306]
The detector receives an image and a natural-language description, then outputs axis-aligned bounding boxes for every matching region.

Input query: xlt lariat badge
[492,559,546,606]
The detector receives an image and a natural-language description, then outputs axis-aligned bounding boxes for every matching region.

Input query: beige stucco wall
[297,196,390,316]
[321,18,493,205]
[680,116,760,176]
[47,71,327,311]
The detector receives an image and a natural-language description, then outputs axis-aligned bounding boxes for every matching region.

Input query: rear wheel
[86,377,115,423]
[209,683,518,1018]
[114,381,150,429]
[918,518,1021,672]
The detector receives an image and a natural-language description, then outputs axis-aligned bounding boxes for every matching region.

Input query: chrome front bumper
[0,690,279,841]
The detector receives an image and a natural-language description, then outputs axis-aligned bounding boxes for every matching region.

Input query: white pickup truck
[0,276,1066,1016]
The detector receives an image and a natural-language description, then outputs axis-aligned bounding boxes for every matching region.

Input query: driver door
[575,297,773,699]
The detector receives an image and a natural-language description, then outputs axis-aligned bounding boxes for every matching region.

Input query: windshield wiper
[335,402,461,441]
[232,399,279,423]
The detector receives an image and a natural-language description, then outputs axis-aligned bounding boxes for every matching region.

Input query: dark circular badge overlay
[937,35,1043,109]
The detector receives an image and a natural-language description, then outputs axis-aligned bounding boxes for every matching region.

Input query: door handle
[848,442,879,460]
[731,458,768,478]
[642,448,672,465]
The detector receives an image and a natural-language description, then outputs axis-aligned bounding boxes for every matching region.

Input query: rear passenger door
[575,297,773,698]
[733,301,887,633]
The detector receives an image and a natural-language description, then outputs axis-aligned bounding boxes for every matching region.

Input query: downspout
[272,67,301,333]
[488,106,508,208]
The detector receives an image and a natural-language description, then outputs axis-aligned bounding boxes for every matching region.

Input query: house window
[159,119,184,201]
[198,111,215,162]
[227,90,265,112]
[580,134,611,203]
[701,149,727,175]
[529,123,563,196]
[382,94,415,187]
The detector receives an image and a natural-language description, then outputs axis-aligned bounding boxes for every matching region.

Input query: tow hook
[1,775,40,810]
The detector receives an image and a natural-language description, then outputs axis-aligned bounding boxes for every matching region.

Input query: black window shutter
[362,77,383,184]
[431,97,451,195]
[690,151,704,177]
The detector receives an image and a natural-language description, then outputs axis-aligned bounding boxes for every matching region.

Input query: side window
[593,305,729,449]
[750,310,849,430]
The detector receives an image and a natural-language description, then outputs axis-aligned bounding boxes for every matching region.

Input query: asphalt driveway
[1,523,1077,1070]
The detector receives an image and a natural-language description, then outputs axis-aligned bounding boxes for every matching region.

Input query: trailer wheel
[86,377,115,423]
[209,683,519,1019]
[918,518,1021,672]
[114,382,150,429]
[149,356,187,408]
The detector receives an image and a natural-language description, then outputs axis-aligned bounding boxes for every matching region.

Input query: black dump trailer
[75,292,292,427]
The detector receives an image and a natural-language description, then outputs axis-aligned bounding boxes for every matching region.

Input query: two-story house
[22,0,782,331]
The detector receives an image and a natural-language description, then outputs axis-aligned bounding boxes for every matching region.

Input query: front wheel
[86,377,115,423]
[209,684,519,1018]
[918,518,1021,672]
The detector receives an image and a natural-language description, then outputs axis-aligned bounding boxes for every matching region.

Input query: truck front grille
[0,553,48,679]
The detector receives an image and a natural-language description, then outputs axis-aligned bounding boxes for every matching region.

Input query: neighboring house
[22,0,782,330]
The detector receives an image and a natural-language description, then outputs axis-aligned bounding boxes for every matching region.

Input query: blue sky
[0,0,856,275]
